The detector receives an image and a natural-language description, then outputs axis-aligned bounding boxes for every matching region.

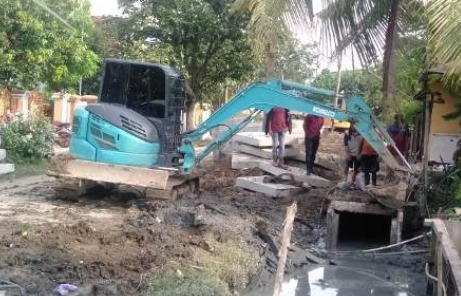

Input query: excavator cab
[70,59,186,169]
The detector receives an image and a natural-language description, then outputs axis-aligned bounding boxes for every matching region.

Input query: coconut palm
[234,0,427,117]
[232,0,315,76]
[428,0,461,88]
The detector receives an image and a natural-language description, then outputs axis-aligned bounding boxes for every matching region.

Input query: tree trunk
[185,100,195,132]
[382,0,400,121]
[266,42,276,78]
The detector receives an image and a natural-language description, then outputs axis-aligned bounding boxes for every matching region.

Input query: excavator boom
[180,78,412,174]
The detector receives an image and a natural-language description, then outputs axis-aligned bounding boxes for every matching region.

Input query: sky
[89,0,121,17]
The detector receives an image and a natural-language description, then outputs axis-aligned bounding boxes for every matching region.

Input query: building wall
[429,81,461,134]
[428,81,461,163]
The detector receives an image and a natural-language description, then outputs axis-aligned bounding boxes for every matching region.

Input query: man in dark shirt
[265,107,292,167]
[303,114,324,175]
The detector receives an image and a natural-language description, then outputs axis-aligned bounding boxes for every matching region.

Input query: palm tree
[234,0,427,118]
[428,0,461,88]
[232,0,314,76]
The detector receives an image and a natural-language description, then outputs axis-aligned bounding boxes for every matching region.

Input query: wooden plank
[390,210,403,244]
[437,231,443,296]
[433,219,461,295]
[273,202,297,296]
[327,208,339,250]
[330,201,397,216]
[48,159,170,190]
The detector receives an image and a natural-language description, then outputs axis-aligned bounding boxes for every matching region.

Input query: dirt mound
[0,215,201,295]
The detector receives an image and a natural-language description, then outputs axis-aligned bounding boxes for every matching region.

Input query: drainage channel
[245,204,428,296]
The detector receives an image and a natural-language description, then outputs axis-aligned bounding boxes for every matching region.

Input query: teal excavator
[49,58,412,197]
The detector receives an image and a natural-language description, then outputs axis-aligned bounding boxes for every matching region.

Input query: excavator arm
[180,78,412,174]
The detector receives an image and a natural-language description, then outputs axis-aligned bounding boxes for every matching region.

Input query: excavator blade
[46,156,199,199]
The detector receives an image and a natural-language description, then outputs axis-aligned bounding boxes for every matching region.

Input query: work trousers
[271,132,286,163]
[305,135,320,173]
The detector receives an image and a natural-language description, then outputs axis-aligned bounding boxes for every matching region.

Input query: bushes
[0,117,54,164]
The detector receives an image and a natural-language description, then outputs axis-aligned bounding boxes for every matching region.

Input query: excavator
[47,58,413,198]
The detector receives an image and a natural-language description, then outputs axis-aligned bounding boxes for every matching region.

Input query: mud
[0,131,429,295]
[0,160,321,295]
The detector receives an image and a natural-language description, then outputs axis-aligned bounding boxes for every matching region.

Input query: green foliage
[0,117,54,164]
[145,268,231,296]
[255,38,317,83]
[428,0,461,91]
[312,68,383,112]
[0,0,100,91]
[117,0,256,104]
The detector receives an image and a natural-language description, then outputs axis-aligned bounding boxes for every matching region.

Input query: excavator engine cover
[70,59,186,169]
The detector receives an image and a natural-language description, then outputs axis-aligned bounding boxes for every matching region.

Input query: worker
[360,138,379,186]
[387,114,409,161]
[265,107,292,168]
[344,125,362,182]
[303,113,324,175]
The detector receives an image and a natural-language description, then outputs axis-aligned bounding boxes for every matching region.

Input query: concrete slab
[290,151,341,168]
[235,176,302,197]
[0,163,14,175]
[234,132,303,148]
[238,144,298,159]
[231,152,268,170]
[0,149,5,162]
[258,163,331,188]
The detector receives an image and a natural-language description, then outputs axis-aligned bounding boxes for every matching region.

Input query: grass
[11,159,47,178]
[145,266,231,296]
[145,233,261,296]
[193,233,260,292]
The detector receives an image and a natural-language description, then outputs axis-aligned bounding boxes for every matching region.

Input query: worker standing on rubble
[303,113,324,175]
[265,107,292,168]
[387,114,409,161]
[360,139,379,186]
[344,125,362,182]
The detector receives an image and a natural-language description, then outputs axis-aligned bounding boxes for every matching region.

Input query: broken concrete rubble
[258,163,331,188]
[236,176,303,197]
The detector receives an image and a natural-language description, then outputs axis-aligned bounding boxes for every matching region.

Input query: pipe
[334,231,431,254]
[425,262,447,296]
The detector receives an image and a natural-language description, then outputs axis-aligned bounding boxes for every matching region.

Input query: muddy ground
[0,132,427,295]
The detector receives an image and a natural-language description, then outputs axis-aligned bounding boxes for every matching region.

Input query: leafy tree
[119,0,257,130]
[271,39,317,83]
[0,0,99,92]
[312,68,383,112]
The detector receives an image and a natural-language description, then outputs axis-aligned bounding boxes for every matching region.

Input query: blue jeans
[271,132,286,163]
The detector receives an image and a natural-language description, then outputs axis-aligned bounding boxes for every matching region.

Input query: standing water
[245,223,428,296]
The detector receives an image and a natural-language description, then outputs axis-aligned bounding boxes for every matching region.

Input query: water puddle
[279,264,421,296]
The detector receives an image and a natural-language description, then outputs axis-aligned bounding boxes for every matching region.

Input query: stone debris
[258,163,331,188]
[235,176,302,197]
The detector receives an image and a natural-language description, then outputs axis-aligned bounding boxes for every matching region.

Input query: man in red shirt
[265,107,292,167]
[303,114,324,174]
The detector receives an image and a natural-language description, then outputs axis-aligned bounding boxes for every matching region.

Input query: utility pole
[333,53,343,108]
